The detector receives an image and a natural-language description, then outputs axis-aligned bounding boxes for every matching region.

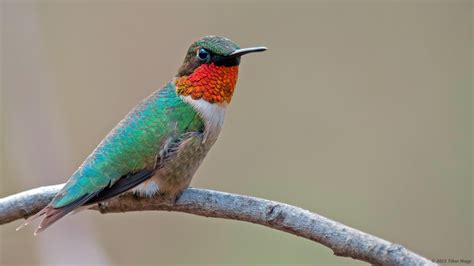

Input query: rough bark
[0,184,435,265]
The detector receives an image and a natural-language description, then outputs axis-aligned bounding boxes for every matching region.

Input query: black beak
[227,47,267,58]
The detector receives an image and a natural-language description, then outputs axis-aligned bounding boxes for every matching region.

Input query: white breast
[180,96,227,143]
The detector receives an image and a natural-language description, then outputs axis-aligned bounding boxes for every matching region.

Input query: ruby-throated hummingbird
[18,36,267,234]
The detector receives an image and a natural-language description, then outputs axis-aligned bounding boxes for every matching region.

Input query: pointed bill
[228,47,267,58]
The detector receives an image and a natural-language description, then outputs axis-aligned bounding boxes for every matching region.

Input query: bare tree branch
[0,184,435,265]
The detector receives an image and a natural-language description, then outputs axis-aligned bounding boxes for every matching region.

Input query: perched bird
[18,36,266,234]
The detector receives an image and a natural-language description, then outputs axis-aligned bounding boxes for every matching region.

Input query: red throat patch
[175,63,239,104]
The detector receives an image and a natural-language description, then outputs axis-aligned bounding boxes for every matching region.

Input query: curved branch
[0,184,434,265]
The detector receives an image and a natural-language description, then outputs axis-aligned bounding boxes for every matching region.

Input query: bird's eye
[197,48,210,61]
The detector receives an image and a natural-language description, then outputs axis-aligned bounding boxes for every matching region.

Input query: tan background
[1,1,472,265]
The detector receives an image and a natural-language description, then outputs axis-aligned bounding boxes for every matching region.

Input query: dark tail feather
[35,193,98,235]
[17,170,154,234]
[34,206,70,235]
[35,171,153,234]
[16,207,48,232]
[15,193,96,235]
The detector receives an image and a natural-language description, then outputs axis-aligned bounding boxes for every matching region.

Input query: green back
[52,82,204,208]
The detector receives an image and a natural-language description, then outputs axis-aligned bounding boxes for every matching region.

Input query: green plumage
[52,82,204,208]
[194,36,240,56]
[19,35,266,235]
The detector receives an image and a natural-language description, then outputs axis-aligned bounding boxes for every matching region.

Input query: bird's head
[175,36,266,104]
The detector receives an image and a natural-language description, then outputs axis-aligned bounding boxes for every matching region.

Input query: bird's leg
[156,185,189,206]
[172,186,190,204]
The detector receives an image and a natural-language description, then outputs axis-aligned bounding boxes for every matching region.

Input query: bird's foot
[172,190,185,204]
[157,189,186,206]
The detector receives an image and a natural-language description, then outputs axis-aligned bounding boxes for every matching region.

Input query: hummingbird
[18,36,267,234]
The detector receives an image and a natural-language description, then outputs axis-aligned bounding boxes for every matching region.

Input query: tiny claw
[172,191,185,205]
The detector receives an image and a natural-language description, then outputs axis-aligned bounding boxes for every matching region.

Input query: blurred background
[1,1,472,265]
